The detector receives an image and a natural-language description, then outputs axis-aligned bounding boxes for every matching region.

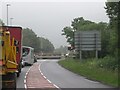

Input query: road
[40,59,113,88]
[16,61,57,89]
[17,66,30,88]
[16,59,114,89]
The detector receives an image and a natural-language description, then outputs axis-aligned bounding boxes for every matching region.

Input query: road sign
[74,30,101,59]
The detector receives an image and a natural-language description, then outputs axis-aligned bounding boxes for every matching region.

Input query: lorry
[0,26,22,89]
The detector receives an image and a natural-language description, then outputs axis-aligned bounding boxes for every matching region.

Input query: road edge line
[38,63,59,89]
[24,65,33,89]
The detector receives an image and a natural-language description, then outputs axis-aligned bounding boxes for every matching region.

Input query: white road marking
[24,80,26,84]
[47,79,52,83]
[24,84,27,89]
[24,65,33,89]
[53,84,59,89]
[41,72,44,76]
[38,63,59,89]
[43,75,47,79]
[24,75,26,79]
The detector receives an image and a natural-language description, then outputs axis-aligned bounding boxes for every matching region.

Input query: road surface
[16,62,57,89]
[16,59,115,89]
[17,66,30,88]
[40,59,113,88]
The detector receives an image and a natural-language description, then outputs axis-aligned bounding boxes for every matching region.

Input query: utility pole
[7,4,11,26]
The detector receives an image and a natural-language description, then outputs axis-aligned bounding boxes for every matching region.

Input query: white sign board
[75,31,101,51]
[74,31,101,59]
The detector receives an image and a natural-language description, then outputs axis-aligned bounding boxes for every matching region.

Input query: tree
[62,17,109,58]
[62,26,74,46]
[105,2,119,26]
[22,28,55,53]
[22,28,40,53]
[38,37,55,53]
[54,46,68,55]
[98,22,110,57]
[105,2,119,56]
[71,17,98,31]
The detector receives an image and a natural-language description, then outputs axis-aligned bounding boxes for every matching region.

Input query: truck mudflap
[1,73,16,89]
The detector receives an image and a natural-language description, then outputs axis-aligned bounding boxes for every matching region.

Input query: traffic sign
[74,30,101,59]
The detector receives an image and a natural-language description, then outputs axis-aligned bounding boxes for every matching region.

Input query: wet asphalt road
[16,59,114,89]
[17,66,30,88]
[40,59,113,88]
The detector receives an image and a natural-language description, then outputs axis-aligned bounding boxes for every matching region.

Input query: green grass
[58,58,118,87]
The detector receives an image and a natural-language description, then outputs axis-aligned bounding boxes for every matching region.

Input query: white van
[22,46,34,65]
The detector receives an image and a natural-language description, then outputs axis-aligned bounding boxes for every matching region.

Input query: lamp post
[7,4,11,26]
[10,18,13,26]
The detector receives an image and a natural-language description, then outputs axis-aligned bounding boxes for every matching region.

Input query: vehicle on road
[0,26,22,89]
[22,46,35,66]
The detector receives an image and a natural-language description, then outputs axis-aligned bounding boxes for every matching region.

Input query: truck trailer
[0,26,22,89]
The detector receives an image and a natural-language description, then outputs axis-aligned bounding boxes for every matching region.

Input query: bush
[58,58,118,87]
[97,56,118,70]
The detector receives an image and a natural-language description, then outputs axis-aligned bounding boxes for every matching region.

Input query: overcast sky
[0,0,109,48]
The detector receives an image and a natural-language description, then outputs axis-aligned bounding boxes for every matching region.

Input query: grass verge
[58,58,118,87]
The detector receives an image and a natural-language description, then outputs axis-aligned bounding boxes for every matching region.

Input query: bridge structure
[36,55,62,59]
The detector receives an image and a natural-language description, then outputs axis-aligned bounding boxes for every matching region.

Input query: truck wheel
[13,73,17,90]
[17,72,20,77]
[2,73,16,89]
[10,73,17,89]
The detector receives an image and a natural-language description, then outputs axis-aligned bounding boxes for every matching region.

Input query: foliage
[62,17,109,58]
[54,46,68,54]
[22,28,40,53]
[105,2,119,57]
[97,56,118,71]
[71,17,99,31]
[38,37,55,53]
[60,1,119,87]
[0,19,55,53]
[98,22,110,57]
[62,2,119,58]
[58,59,118,87]
[105,2,119,26]
[62,26,74,46]
[22,28,54,53]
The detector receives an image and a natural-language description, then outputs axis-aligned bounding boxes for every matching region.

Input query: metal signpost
[74,31,101,59]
